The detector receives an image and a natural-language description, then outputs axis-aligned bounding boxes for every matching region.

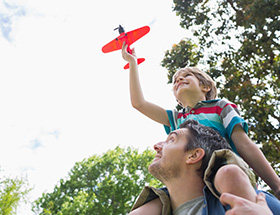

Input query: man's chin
[148,162,162,179]
[148,162,156,173]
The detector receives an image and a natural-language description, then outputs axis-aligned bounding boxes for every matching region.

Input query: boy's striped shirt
[164,99,248,154]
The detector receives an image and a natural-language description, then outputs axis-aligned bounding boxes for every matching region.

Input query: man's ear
[186,148,205,164]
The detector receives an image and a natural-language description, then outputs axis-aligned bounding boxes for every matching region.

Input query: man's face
[149,128,190,182]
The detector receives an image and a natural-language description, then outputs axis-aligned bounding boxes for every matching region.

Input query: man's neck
[165,175,205,210]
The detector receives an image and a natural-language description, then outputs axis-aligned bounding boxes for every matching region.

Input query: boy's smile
[173,72,202,94]
[176,81,189,90]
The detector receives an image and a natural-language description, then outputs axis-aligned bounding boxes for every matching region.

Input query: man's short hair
[179,119,232,176]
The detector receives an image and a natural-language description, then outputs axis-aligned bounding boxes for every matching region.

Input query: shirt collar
[183,99,220,112]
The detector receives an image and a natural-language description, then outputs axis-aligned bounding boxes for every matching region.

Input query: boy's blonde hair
[173,67,217,101]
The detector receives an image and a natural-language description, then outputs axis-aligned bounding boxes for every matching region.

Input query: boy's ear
[202,85,211,93]
[186,148,205,164]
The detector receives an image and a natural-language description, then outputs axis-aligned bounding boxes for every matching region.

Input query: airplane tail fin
[124,58,145,69]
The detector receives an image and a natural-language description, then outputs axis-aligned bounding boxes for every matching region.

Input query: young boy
[121,43,280,213]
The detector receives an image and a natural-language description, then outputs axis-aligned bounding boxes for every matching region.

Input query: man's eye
[169,136,175,143]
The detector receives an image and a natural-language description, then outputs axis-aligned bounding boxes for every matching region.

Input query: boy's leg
[129,198,162,215]
[214,164,257,202]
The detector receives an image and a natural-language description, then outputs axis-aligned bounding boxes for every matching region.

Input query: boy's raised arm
[122,42,170,127]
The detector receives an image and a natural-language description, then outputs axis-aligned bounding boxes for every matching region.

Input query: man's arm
[231,124,280,199]
[129,198,162,215]
[122,42,170,126]
[220,192,273,215]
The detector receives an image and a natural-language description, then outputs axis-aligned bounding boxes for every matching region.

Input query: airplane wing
[102,26,150,53]
[125,26,150,47]
[101,36,123,53]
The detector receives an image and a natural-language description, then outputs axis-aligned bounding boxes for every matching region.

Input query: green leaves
[161,39,203,84]
[0,172,31,215]
[33,146,162,215]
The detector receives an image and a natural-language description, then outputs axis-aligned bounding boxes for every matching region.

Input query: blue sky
[0,0,189,213]
[0,1,26,41]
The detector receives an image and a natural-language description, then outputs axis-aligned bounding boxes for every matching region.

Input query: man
[129,120,280,215]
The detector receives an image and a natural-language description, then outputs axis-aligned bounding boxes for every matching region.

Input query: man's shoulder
[203,186,231,213]
[131,186,171,215]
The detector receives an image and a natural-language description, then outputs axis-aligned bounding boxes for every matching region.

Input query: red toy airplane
[102,25,150,69]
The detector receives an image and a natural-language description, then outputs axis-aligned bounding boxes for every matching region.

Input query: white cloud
[0,0,26,41]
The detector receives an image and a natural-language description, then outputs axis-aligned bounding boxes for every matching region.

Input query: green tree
[33,146,162,215]
[161,0,280,180]
[0,171,31,215]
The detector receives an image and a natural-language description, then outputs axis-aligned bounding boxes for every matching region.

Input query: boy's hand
[122,42,137,64]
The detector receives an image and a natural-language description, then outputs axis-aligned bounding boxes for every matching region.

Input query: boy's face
[172,70,206,102]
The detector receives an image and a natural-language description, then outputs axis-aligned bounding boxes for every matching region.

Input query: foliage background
[0,170,30,215]
[33,147,161,215]
[161,0,280,187]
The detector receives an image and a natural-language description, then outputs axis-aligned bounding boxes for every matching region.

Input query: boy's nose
[176,76,184,82]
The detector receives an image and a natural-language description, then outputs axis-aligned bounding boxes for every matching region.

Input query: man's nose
[154,142,163,152]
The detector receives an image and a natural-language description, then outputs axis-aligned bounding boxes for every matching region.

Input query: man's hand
[220,192,273,215]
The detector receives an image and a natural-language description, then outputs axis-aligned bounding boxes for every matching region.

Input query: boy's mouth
[177,82,188,90]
